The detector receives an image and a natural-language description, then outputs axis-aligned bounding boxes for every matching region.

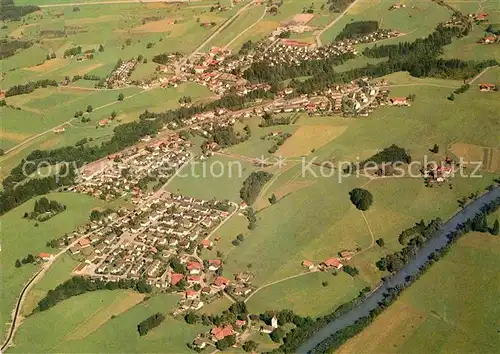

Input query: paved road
[183,0,257,64]
[223,5,267,50]
[315,0,362,47]
[297,186,500,353]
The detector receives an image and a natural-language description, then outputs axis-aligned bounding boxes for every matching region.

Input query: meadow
[321,0,452,46]
[0,192,103,343]
[10,293,207,353]
[337,232,500,354]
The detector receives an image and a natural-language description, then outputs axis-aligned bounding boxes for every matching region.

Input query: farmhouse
[482,34,497,44]
[211,325,234,341]
[208,259,221,271]
[479,83,497,92]
[321,257,343,270]
[390,97,409,106]
[213,276,230,289]
[301,260,315,270]
[39,253,54,261]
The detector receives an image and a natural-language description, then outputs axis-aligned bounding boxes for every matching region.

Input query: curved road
[297,186,500,353]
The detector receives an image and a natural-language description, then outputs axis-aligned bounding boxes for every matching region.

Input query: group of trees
[327,0,355,13]
[137,313,165,336]
[0,0,39,21]
[14,254,35,268]
[349,188,373,211]
[335,21,379,41]
[37,276,152,312]
[63,46,82,58]
[23,197,66,221]
[178,96,192,105]
[360,144,411,168]
[240,171,273,205]
[5,79,58,97]
[258,113,293,127]
[152,52,181,65]
[376,218,443,272]
[0,39,32,59]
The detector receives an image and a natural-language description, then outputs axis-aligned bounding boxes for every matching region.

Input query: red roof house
[211,325,234,341]
[213,276,230,288]
[200,239,213,248]
[39,253,54,261]
[171,273,184,286]
[322,257,343,269]
[187,275,202,284]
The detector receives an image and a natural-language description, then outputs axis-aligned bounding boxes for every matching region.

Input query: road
[183,0,257,64]
[315,0,362,47]
[223,5,267,50]
[297,186,500,353]
[38,0,197,8]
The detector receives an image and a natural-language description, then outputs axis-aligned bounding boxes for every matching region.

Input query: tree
[343,265,359,277]
[431,144,439,153]
[322,281,329,287]
[448,93,455,101]
[375,238,385,247]
[269,193,277,204]
[236,233,244,242]
[491,219,499,235]
[243,340,258,352]
[216,335,236,350]
[269,328,285,343]
[86,105,93,113]
[118,93,125,101]
[98,44,104,52]
[15,259,21,268]
[349,188,373,211]
[111,111,117,119]
[184,311,200,324]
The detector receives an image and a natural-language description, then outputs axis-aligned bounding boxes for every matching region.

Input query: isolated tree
[491,219,499,235]
[118,93,125,101]
[376,238,385,247]
[98,44,104,52]
[243,340,258,352]
[86,105,93,113]
[349,188,373,211]
[448,93,455,101]
[15,259,21,268]
[137,54,143,62]
[110,111,117,119]
[269,193,277,204]
[431,144,439,153]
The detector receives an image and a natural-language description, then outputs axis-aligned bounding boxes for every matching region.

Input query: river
[297,187,500,353]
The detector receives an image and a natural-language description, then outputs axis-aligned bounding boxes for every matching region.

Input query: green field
[0,192,103,343]
[10,292,206,353]
[321,0,452,46]
[338,232,500,354]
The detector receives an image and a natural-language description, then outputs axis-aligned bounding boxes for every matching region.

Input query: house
[185,289,198,300]
[213,276,230,288]
[187,261,202,274]
[79,238,91,248]
[476,13,488,21]
[53,127,65,134]
[193,338,208,349]
[70,246,80,255]
[233,286,252,296]
[479,83,496,92]
[187,275,202,284]
[208,259,221,271]
[211,325,234,341]
[194,66,207,74]
[322,257,343,270]
[200,239,213,248]
[235,319,246,327]
[339,250,355,260]
[260,325,275,334]
[483,34,497,44]
[39,253,54,261]
[301,260,314,270]
[99,119,109,127]
[171,273,184,286]
[390,97,408,106]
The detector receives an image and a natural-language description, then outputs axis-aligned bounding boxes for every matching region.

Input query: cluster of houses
[389,3,407,10]
[73,135,191,201]
[301,257,344,272]
[68,193,233,296]
[105,59,137,88]
[423,157,456,185]
[479,83,498,92]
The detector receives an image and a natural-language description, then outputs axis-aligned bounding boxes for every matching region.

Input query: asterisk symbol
[274,156,287,169]
[256,155,269,167]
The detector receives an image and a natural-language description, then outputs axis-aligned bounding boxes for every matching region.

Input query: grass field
[10,293,206,353]
[0,192,103,343]
[337,232,500,354]
[321,0,452,46]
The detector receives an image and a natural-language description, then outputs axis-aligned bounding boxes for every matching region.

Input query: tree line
[240,171,273,205]
[37,276,152,312]
[0,39,32,59]
[0,0,39,21]
[137,313,165,336]
[5,79,58,97]
[335,21,379,41]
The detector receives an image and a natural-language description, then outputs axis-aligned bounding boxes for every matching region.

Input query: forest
[0,0,39,21]
[0,39,32,59]
[5,79,58,97]
[335,21,379,40]
[239,171,273,205]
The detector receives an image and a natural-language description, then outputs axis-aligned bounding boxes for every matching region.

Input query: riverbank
[297,186,500,353]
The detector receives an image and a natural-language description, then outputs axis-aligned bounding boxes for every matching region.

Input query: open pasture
[321,0,452,46]
[10,293,206,353]
[0,192,104,344]
[338,232,500,354]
